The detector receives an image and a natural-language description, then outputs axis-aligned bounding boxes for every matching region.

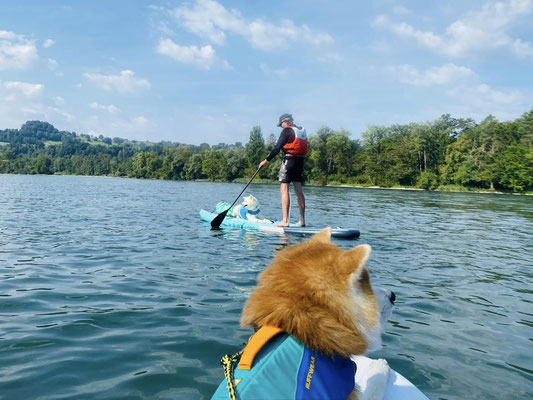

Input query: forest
[1,109,532,192]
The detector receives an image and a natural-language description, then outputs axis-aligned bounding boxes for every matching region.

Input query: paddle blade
[211,209,229,228]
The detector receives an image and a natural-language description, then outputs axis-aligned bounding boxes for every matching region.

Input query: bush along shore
[1,109,532,193]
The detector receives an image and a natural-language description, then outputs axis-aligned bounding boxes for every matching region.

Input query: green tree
[33,154,52,174]
[184,153,204,180]
[130,152,150,178]
[165,146,193,180]
[245,126,266,170]
[516,108,533,147]
[360,125,391,186]
[324,130,354,181]
[307,126,333,184]
[496,144,533,191]
[471,117,519,189]
[417,171,439,190]
[384,124,418,186]
[265,133,276,152]
[202,150,228,180]
[225,148,248,181]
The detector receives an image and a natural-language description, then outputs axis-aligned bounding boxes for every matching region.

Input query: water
[0,174,532,400]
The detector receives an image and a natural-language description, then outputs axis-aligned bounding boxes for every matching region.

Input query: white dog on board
[232,195,273,224]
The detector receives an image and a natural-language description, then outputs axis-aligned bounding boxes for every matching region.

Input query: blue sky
[1,0,532,145]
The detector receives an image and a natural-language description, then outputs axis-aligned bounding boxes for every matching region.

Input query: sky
[0,0,532,145]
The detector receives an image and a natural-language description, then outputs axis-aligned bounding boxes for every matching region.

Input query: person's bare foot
[295,221,306,227]
[275,221,290,227]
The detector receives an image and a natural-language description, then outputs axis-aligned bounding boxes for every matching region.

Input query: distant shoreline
[2,172,532,195]
[328,184,532,196]
[229,176,532,195]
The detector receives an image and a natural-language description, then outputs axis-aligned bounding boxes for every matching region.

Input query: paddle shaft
[211,166,262,228]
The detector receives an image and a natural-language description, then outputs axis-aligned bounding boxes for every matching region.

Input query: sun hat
[277,113,293,127]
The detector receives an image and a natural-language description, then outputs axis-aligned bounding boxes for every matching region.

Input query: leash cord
[220,352,241,400]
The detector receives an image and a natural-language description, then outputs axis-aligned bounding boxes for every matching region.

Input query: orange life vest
[282,126,308,156]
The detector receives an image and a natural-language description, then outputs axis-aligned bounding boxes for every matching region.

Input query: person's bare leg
[293,181,306,226]
[275,183,290,227]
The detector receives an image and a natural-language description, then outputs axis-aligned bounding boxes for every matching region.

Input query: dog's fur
[240,228,394,400]
[232,195,273,224]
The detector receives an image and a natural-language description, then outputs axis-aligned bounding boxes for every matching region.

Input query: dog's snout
[388,291,396,304]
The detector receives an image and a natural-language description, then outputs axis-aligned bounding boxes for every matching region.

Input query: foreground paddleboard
[353,356,430,400]
[200,209,360,239]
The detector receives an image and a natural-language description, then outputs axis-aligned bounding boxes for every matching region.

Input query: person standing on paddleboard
[258,113,307,227]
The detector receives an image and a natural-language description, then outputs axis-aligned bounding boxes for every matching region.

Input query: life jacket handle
[238,325,283,370]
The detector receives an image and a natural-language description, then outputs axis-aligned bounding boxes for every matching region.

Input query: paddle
[210,166,263,228]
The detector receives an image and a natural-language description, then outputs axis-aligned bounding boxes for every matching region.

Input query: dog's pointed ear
[340,244,371,276]
[309,227,331,244]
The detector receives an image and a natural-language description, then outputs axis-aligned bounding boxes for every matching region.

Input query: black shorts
[279,156,305,183]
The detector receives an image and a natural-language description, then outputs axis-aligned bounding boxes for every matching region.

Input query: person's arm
[266,129,290,161]
[258,129,291,168]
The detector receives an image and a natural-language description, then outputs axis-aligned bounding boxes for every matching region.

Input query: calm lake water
[0,174,532,400]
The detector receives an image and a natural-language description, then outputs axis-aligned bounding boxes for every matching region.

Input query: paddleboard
[353,356,429,400]
[200,209,360,239]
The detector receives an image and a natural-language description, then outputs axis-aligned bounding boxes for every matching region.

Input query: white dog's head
[242,195,260,211]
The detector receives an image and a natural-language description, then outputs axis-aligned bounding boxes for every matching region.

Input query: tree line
[1,110,532,192]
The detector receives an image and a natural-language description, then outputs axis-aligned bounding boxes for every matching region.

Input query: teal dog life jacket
[212,326,356,400]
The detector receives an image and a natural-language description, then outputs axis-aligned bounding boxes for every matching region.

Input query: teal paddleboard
[200,209,360,239]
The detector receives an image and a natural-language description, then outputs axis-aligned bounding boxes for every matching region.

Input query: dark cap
[277,113,293,127]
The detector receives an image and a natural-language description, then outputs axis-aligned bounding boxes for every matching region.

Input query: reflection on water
[0,175,532,400]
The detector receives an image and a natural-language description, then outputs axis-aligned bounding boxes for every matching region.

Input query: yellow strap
[238,325,283,370]
[221,354,238,400]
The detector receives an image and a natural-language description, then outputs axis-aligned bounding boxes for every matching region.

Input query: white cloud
[149,5,178,36]
[246,19,332,50]
[259,63,290,78]
[133,116,148,125]
[392,63,477,86]
[47,107,75,121]
[82,114,152,141]
[392,5,411,15]
[221,60,233,70]
[157,38,216,69]
[48,58,58,70]
[471,84,523,104]
[443,82,526,122]
[43,39,55,48]
[2,81,44,97]
[374,0,533,58]
[511,38,533,57]
[390,63,526,120]
[172,0,242,45]
[0,80,44,121]
[110,115,150,135]
[171,0,333,51]
[83,70,151,94]
[316,51,344,63]
[0,30,39,70]
[89,102,120,113]
[0,80,77,129]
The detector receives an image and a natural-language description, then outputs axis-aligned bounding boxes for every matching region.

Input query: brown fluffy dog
[239,227,391,400]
